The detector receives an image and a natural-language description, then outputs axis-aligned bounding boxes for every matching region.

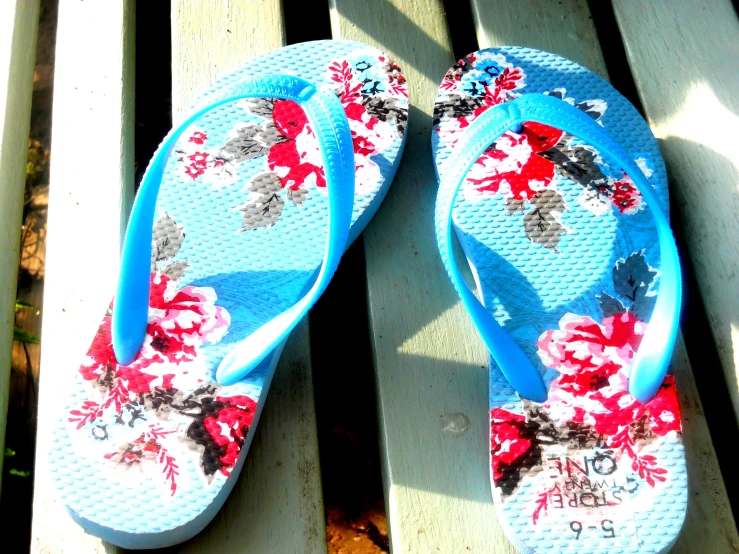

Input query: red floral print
[79,273,230,399]
[612,174,643,214]
[466,122,564,201]
[268,99,326,190]
[179,130,217,180]
[434,52,650,249]
[189,131,207,145]
[488,308,681,505]
[104,426,179,495]
[490,408,534,482]
[203,395,258,475]
[177,54,406,211]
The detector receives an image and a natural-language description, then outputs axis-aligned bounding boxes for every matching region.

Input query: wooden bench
[0,0,40,491]
[12,0,737,552]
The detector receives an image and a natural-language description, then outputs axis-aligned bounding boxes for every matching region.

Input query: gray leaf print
[363,96,408,137]
[238,172,285,231]
[540,142,611,194]
[598,293,627,318]
[576,99,607,121]
[160,260,190,281]
[613,251,658,302]
[216,122,287,163]
[151,213,185,269]
[531,189,567,213]
[505,197,526,214]
[432,94,484,126]
[243,97,276,118]
[523,190,568,251]
[286,187,308,206]
[631,293,657,322]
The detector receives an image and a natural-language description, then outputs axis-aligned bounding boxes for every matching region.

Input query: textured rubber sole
[52,40,408,548]
[432,47,686,553]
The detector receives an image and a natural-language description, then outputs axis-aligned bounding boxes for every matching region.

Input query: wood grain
[0,0,40,485]
[612,0,739,426]
[170,1,327,552]
[472,0,607,80]
[30,1,134,552]
[171,0,284,122]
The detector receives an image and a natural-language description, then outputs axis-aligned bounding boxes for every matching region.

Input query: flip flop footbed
[433,48,686,553]
[52,40,407,547]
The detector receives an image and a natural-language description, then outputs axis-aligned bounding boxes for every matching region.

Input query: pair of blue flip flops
[54,40,686,553]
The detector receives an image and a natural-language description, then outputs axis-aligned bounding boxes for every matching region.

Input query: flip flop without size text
[52,40,408,549]
[432,47,686,553]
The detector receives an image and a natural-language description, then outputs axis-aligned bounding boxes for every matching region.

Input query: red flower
[495,66,525,92]
[189,131,207,145]
[272,99,307,139]
[203,395,258,475]
[188,151,209,168]
[436,70,563,201]
[184,164,205,180]
[645,376,681,435]
[465,121,563,201]
[490,408,535,483]
[77,273,230,404]
[538,312,681,438]
[612,174,643,214]
[267,100,326,190]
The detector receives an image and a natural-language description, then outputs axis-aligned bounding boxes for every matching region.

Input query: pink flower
[79,273,230,402]
[537,312,681,438]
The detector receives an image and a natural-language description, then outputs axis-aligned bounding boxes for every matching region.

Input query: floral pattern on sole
[174,52,407,231]
[53,41,408,545]
[433,51,650,251]
[433,46,686,553]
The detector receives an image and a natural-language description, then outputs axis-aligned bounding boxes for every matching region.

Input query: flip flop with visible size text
[432,47,686,553]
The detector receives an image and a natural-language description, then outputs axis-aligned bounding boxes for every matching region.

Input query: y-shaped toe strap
[112,74,355,386]
[435,93,681,403]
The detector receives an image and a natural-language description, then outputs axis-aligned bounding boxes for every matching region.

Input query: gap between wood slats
[442,0,479,60]
[134,0,172,187]
[282,0,391,550]
[588,0,739,518]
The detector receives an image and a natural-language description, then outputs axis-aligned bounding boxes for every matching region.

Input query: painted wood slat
[612,0,739,424]
[472,1,738,550]
[30,1,135,553]
[171,2,327,552]
[0,0,40,486]
[329,0,516,551]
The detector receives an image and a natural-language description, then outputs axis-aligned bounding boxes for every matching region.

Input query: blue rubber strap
[436,93,682,403]
[112,74,355,386]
